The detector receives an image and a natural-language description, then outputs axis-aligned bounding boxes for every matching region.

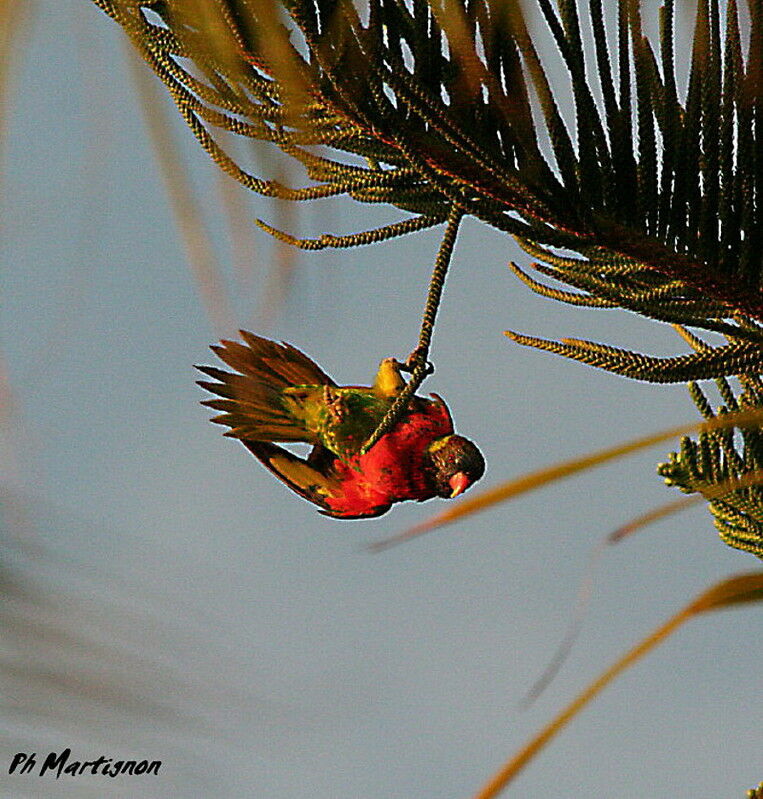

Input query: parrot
[196,331,485,519]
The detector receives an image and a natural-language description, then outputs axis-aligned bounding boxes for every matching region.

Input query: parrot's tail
[196,331,336,443]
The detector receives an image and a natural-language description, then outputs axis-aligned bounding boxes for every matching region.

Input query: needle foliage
[92,0,763,558]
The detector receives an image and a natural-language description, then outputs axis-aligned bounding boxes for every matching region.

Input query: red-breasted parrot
[197,332,485,518]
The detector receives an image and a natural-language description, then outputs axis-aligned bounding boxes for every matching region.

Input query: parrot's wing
[243,441,392,519]
[237,331,337,387]
[197,332,336,444]
[241,441,341,512]
[206,331,336,392]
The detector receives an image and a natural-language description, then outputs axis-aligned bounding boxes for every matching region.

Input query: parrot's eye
[427,435,486,498]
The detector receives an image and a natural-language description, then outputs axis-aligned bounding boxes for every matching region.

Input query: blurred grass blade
[255,167,298,330]
[0,0,31,187]
[214,145,258,304]
[523,494,701,707]
[473,571,763,799]
[607,494,701,543]
[0,485,272,778]
[0,348,19,477]
[608,466,763,545]
[125,43,234,335]
[525,466,763,705]
[372,407,763,550]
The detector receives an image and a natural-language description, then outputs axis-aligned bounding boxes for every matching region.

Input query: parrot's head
[425,434,485,499]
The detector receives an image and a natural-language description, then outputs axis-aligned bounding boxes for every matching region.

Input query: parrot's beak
[449,472,470,498]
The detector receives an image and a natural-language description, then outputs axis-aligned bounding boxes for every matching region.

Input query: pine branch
[91,0,763,558]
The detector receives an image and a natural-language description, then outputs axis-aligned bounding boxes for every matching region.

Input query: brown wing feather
[237,331,337,388]
[197,332,336,444]
[244,441,390,520]
[242,441,340,511]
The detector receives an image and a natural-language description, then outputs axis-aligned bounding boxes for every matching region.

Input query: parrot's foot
[323,385,347,422]
[404,347,435,376]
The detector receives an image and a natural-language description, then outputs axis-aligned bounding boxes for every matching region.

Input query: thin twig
[359,202,463,455]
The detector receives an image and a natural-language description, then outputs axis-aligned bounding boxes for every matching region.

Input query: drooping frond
[504,331,763,384]
[91,0,763,348]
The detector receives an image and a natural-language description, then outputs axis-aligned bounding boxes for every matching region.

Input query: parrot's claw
[323,385,347,423]
[403,349,435,376]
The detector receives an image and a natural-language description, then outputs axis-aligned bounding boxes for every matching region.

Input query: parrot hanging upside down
[196,332,485,519]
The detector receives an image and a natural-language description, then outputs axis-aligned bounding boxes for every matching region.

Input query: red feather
[322,399,453,517]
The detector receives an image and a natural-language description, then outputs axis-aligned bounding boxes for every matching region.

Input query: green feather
[198,333,402,462]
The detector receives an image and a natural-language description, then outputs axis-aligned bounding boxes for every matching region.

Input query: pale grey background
[0,3,760,797]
